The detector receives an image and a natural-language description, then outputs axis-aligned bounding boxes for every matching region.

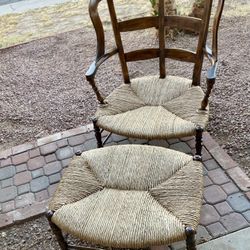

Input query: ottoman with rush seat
[47,145,203,250]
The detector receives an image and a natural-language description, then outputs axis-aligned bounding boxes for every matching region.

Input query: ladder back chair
[86,0,225,160]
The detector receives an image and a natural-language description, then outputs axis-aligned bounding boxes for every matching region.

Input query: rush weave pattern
[49,145,203,248]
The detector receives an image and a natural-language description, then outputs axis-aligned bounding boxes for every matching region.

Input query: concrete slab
[198,227,250,250]
[0,0,73,15]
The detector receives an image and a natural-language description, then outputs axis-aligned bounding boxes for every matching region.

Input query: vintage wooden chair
[47,145,203,250]
[86,0,225,160]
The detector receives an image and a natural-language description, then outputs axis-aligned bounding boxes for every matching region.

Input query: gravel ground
[0,216,102,250]
[0,6,249,249]
[0,13,249,175]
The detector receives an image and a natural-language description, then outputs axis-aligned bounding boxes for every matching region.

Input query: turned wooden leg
[193,126,203,161]
[185,227,196,250]
[46,210,68,250]
[92,118,103,148]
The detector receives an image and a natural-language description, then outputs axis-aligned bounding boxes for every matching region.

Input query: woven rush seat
[49,145,203,248]
[95,75,209,139]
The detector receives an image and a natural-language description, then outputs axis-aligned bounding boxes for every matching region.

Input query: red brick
[204,159,219,171]
[203,132,220,151]
[0,186,17,202]
[215,201,233,216]
[14,171,32,186]
[220,213,248,232]
[0,157,12,167]
[204,185,227,204]
[44,162,62,175]
[206,222,227,238]
[83,131,95,141]
[208,168,230,185]
[16,163,27,173]
[10,200,49,223]
[0,148,12,160]
[37,133,62,146]
[29,148,40,158]
[0,213,13,228]
[227,167,250,192]
[210,147,238,170]
[186,138,195,149]
[61,126,88,139]
[45,153,57,163]
[12,143,34,155]
[15,193,35,209]
[48,183,58,196]
[196,225,212,244]
[180,136,194,142]
[68,134,85,146]
[61,158,71,168]
[222,182,239,195]
[200,204,220,226]
[202,147,212,161]
[12,152,29,165]
[40,142,57,155]
[27,156,45,170]
[35,190,49,202]
[204,176,213,187]
[2,200,15,213]
[56,139,68,148]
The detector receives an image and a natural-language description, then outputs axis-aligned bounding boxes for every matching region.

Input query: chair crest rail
[118,16,202,33]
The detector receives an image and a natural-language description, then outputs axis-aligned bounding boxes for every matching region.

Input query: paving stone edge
[0,129,249,230]
[203,132,250,194]
[0,199,49,229]
[0,124,94,159]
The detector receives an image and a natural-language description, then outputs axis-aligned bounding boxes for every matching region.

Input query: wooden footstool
[46,145,203,250]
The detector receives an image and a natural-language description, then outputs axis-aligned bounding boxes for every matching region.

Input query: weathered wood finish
[212,0,225,60]
[89,0,105,60]
[86,48,118,79]
[46,210,68,250]
[118,16,202,34]
[192,0,213,86]
[165,16,202,33]
[86,0,225,104]
[92,117,103,148]
[194,126,203,161]
[185,227,197,250]
[107,0,130,83]
[159,0,166,78]
[125,48,196,63]
[118,17,157,32]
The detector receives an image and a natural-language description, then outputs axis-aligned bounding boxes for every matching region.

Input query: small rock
[1,232,7,237]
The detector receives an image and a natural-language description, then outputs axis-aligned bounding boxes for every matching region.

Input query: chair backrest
[89,0,224,86]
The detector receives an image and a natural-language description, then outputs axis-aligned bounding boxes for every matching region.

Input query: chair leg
[185,227,196,250]
[194,126,203,161]
[92,118,103,148]
[46,210,68,250]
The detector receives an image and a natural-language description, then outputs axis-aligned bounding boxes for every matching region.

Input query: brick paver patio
[0,124,250,248]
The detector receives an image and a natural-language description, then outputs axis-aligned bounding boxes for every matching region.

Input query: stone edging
[0,125,249,229]
[202,133,250,193]
[0,124,94,160]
